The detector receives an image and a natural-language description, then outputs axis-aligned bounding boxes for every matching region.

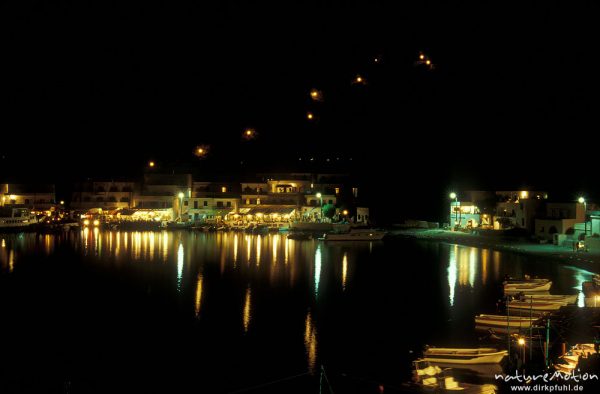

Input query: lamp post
[178,192,184,222]
[316,193,323,221]
[578,197,587,236]
[449,192,458,230]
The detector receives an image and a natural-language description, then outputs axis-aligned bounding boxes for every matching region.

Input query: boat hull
[475,315,536,328]
[424,352,507,364]
[504,281,552,293]
[324,231,386,241]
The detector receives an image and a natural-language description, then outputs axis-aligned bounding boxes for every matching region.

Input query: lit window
[257,198,261,205]
[221,187,227,193]
[335,188,340,194]
[246,198,250,205]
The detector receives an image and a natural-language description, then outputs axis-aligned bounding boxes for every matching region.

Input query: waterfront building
[0,183,57,212]
[71,180,137,211]
[534,202,586,243]
[134,174,192,220]
[493,191,546,230]
[449,200,481,229]
[184,181,240,223]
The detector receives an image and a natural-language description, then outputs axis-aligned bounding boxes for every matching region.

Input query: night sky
[1,1,599,220]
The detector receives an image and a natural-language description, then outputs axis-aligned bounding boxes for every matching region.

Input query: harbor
[1,231,599,392]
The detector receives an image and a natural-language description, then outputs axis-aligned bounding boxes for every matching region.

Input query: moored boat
[322,229,386,241]
[475,314,538,328]
[516,294,578,305]
[504,278,552,293]
[423,347,507,364]
[507,300,564,311]
[0,207,37,232]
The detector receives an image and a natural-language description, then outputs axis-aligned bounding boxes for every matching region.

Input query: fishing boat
[504,278,552,293]
[0,207,37,231]
[423,347,507,364]
[507,300,564,311]
[475,314,538,328]
[322,229,386,241]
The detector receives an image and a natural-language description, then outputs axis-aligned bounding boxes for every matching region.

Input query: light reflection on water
[243,286,252,333]
[304,310,318,374]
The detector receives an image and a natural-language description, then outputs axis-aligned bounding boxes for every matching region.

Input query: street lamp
[149,161,155,168]
[578,197,587,236]
[316,193,323,221]
[449,192,459,230]
[178,192,185,222]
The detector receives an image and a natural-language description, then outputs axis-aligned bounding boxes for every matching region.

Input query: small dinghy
[423,347,507,364]
[412,360,498,393]
[507,300,564,311]
[504,278,552,293]
[475,314,538,328]
[516,294,578,305]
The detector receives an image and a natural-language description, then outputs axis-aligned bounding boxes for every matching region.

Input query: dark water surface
[0,231,594,393]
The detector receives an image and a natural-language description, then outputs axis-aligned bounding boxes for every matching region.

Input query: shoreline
[388,228,600,273]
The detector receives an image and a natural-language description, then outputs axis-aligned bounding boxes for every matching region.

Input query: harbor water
[0,230,595,393]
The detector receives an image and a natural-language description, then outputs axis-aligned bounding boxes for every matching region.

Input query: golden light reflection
[95,227,100,255]
[1,239,5,248]
[246,235,251,264]
[256,235,261,267]
[481,248,489,285]
[162,232,168,262]
[243,287,252,333]
[83,227,89,254]
[284,238,289,265]
[458,248,468,286]
[8,249,14,273]
[233,234,238,265]
[133,232,142,260]
[469,248,476,288]
[195,274,203,317]
[342,252,348,291]
[304,310,318,374]
[149,232,155,260]
[493,251,501,280]
[272,235,278,263]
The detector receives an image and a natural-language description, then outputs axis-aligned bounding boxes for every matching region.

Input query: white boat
[504,278,552,293]
[0,207,37,230]
[423,347,507,364]
[516,294,578,305]
[475,314,538,328]
[507,300,564,311]
[322,229,386,241]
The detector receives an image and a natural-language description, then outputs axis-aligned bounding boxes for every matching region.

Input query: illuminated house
[184,181,240,223]
[449,201,481,228]
[493,190,546,230]
[535,202,586,242]
[134,173,192,211]
[71,180,136,210]
[0,183,57,211]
